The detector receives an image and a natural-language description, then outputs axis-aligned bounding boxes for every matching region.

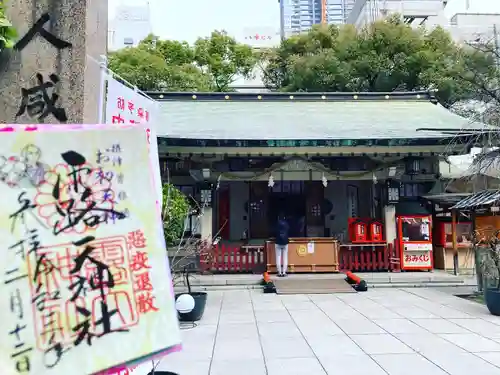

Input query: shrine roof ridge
[146,90,437,102]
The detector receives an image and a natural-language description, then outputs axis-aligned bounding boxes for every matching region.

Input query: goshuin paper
[0,124,180,375]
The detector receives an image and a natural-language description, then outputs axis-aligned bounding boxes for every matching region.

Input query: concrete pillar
[384,204,397,245]
[201,207,213,243]
[0,0,107,124]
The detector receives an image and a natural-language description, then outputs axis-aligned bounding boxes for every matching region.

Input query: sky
[109,0,500,39]
[108,0,500,86]
[109,0,281,45]
[107,0,500,53]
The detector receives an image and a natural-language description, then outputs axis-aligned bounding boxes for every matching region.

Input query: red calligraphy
[128,230,147,248]
[85,239,129,285]
[130,251,150,272]
[127,101,135,113]
[104,290,138,327]
[136,292,158,314]
[117,97,125,110]
[129,119,136,124]
[137,107,144,118]
[134,272,153,291]
[112,114,125,124]
[145,110,149,121]
[27,235,142,351]
[127,231,158,315]
[404,253,430,265]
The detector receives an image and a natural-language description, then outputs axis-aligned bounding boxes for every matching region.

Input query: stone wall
[0,0,107,124]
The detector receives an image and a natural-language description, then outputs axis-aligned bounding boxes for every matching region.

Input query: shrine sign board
[0,124,180,375]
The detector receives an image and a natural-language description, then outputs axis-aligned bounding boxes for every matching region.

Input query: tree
[107,47,168,91]
[162,183,190,246]
[262,16,498,108]
[107,46,212,92]
[450,34,500,125]
[108,31,258,92]
[0,2,17,50]
[139,34,195,66]
[193,30,257,91]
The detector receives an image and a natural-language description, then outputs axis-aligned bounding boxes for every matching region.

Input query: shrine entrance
[268,181,306,238]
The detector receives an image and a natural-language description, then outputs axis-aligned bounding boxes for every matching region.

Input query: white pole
[97,55,108,124]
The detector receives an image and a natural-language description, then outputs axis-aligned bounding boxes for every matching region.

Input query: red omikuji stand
[397,214,433,271]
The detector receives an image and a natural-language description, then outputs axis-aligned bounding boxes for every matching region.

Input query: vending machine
[397,215,433,271]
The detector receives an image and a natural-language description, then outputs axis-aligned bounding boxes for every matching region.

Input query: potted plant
[175,266,207,322]
[480,230,500,316]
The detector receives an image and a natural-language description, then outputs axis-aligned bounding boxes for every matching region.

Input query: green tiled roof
[151,92,489,140]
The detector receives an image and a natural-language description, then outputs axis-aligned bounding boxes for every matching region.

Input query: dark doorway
[269,191,306,237]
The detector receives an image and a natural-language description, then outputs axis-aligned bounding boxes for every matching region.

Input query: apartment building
[346,0,447,28]
[281,0,354,36]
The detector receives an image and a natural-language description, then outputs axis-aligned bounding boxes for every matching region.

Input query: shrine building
[146,91,488,273]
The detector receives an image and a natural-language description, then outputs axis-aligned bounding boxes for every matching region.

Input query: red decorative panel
[218,188,230,239]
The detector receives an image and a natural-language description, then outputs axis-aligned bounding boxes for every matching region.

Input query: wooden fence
[200,244,266,274]
[339,242,400,272]
[199,241,401,274]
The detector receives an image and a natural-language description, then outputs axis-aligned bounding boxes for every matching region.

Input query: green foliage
[194,30,257,91]
[0,1,17,49]
[107,46,212,92]
[108,48,169,91]
[109,31,258,92]
[262,17,499,107]
[162,183,190,246]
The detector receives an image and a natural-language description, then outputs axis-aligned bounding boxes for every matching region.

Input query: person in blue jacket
[275,213,290,277]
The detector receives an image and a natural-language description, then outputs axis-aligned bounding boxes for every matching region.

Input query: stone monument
[0,0,107,124]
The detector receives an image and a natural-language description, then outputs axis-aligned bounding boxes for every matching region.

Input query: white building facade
[346,0,447,28]
[444,13,500,43]
[346,0,500,46]
[108,4,153,51]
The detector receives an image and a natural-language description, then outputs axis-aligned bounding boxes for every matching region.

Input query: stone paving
[186,270,477,289]
[156,288,500,375]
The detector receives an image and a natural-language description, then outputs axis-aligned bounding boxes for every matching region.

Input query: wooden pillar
[472,211,483,291]
[452,209,459,275]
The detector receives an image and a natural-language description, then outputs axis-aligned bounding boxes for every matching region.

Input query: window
[444,223,472,246]
[271,181,304,193]
[401,217,430,242]
[123,37,134,46]
[399,183,425,198]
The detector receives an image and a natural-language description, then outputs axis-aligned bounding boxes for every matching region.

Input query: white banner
[104,76,163,210]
